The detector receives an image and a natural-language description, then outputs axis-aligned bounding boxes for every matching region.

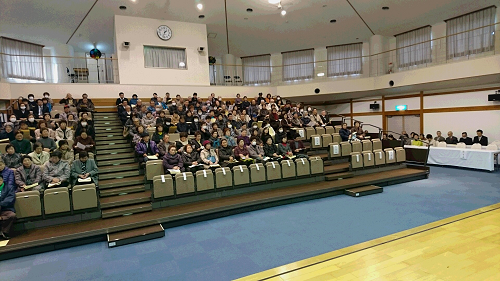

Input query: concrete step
[95,139,129,145]
[95,135,125,141]
[96,143,131,150]
[95,128,123,135]
[95,122,122,128]
[107,224,164,248]
[100,175,145,190]
[96,152,135,161]
[99,169,141,180]
[99,185,145,197]
[98,163,138,174]
[97,147,134,155]
[325,172,354,181]
[100,190,152,209]
[97,158,137,166]
[101,203,152,219]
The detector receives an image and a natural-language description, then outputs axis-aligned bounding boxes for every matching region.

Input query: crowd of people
[382,130,489,147]
[0,92,99,239]
[116,92,333,174]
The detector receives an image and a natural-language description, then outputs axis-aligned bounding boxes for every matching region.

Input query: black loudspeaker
[389,80,395,87]
[314,88,320,94]
[488,93,500,101]
[370,103,380,110]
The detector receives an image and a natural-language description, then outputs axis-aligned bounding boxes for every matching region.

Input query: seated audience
[209,130,221,149]
[278,136,294,159]
[43,113,57,130]
[43,151,71,188]
[0,123,15,141]
[434,131,445,142]
[132,125,145,145]
[182,144,202,172]
[59,93,77,107]
[73,130,95,157]
[116,92,128,106]
[11,131,32,154]
[2,145,22,169]
[135,133,159,163]
[157,134,172,158]
[459,132,473,145]
[33,99,49,119]
[175,132,189,152]
[445,131,458,145]
[473,130,488,146]
[350,121,364,140]
[38,128,57,152]
[163,146,184,174]
[0,161,15,191]
[289,133,306,156]
[15,102,30,121]
[263,136,281,160]
[425,134,437,146]
[56,140,74,166]
[151,125,164,144]
[26,114,38,129]
[34,121,56,140]
[218,139,237,167]
[15,155,43,192]
[55,120,74,141]
[0,174,16,239]
[411,134,423,146]
[28,142,50,166]
[71,151,98,187]
[76,97,95,114]
[75,113,95,138]
[130,94,138,106]
[234,138,253,163]
[59,105,77,121]
[190,132,203,153]
[248,137,265,162]
[237,130,250,146]
[141,111,156,128]
[200,140,219,168]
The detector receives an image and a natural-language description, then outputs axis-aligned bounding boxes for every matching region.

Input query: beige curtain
[0,37,45,81]
[327,43,363,77]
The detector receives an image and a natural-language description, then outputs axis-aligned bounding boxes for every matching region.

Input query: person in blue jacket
[0,174,16,239]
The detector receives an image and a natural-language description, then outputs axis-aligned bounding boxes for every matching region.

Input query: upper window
[143,46,186,69]
[242,54,271,85]
[446,6,496,59]
[327,43,362,77]
[0,37,45,81]
[282,49,314,81]
[396,26,432,68]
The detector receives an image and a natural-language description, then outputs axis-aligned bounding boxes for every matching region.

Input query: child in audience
[15,155,43,192]
[200,140,219,168]
[2,144,22,169]
[135,133,159,163]
[163,146,184,174]
[11,131,31,154]
[29,142,50,166]
[56,140,74,166]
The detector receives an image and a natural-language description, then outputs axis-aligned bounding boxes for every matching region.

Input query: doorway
[386,115,420,135]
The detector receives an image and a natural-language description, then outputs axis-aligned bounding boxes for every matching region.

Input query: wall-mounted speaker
[370,103,380,110]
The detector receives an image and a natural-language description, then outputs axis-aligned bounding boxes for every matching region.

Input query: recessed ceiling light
[246,8,253,12]
[281,10,287,16]
[197,3,203,10]
[244,17,248,20]
[130,0,136,2]
[322,5,327,8]
[199,15,205,19]
[330,19,337,23]
[382,6,389,10]
[119,5,127,10]
[268,0,280,4]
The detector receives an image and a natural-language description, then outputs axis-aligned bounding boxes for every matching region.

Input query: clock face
[157,25,172,40]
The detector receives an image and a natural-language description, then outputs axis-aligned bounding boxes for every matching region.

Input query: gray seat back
[73,183,98,210]
[153,175,174,198]
[215,167,232,188]
[44,187,70,215]
[265,161,281,181]
[195,170,214,192]
[174,172,195,195]
[249,163,266,184]
[146,160,163,181]
[14,191,41,219]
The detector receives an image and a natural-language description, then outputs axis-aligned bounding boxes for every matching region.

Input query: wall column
[222,54,236,85]
[369,35,390,76]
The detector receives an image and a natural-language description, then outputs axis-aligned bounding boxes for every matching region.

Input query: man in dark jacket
[116,92,128,106]
[473,129,488,146]
[459,132,473,145]
[0,174,16,239]
[135,133,159,163]
[339,123,351,142]
[445,131,458,145]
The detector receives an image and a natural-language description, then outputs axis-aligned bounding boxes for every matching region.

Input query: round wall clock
[157,25,172,41]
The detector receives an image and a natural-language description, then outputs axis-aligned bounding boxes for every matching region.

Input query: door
[386,115,420,135]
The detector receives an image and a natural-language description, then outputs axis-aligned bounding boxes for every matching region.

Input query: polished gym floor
[1,166,499,281]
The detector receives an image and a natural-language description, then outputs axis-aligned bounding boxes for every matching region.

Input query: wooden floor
[237,203,500,281]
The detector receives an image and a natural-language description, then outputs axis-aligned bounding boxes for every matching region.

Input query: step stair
[323,163,350,175]
[99,185,146,197]
[96,143,131,150]
[96,135,125,141]
[96,147,134,155]
[97,158,137,166]
[325,172,354,181]
[96,152,136,161]
[101,203,152,219]
[98,163,139,174]
[345,185,383,197]
[100,191,152,209]
[99,169,141,180]
[95,139,129,145]
[107,224,164,248]
[95,128,123,134]
[100,175,145,190]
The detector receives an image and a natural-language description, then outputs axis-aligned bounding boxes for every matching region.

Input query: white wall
[7,83,276,100]
[424,111,500,143]
[385,96,420,111]
[0,82,11,100]
[354,115,383,132]
[114,15,210,86]
[424,90,496,109]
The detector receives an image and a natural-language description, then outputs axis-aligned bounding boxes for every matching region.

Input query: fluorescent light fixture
[179,62,186,67]
[269,0,280,4]
[197,3,203,10]
[281,10,286,16]
[317,72,325,77]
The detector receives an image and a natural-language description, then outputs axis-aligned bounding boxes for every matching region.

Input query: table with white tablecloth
[404,145,500,171]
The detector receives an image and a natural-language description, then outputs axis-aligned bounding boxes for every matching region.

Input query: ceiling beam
[66,0,100,45]
[224,0,230,54]
[346,0,375,35]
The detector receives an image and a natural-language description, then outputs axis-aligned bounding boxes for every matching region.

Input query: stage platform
[0,166,428,261]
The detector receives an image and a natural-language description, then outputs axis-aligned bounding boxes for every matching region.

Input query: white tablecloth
[404,145,500,171]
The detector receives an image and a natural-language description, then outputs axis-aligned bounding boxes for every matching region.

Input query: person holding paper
[289,132,307,158]
[200,140,219,169]
[264,136,281,161]
[219,138,238,168]
[233,138,254,165]
[73,130,95,157]
[135,133,159,163]
[56,140,75,166]
[163,146,184,174]
[71,152,98,187]
[42,151,70,188]
[15,155,43,192]
[0,174,16,240]
[181,144,202,173]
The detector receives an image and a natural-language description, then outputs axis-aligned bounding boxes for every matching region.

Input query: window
[446,6,496,59]
[143,46,186,69]
[0,37,45,81]
[242,54,271,85]
[396,26,432,68]
[282,49,314,81]
[327,43,362,77]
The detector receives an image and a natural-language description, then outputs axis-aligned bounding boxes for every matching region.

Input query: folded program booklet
[24,183,39,190]
[168,169,181,174]
[147,155,158,160]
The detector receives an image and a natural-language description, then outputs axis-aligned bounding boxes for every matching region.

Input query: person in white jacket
[55,120,74,141]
